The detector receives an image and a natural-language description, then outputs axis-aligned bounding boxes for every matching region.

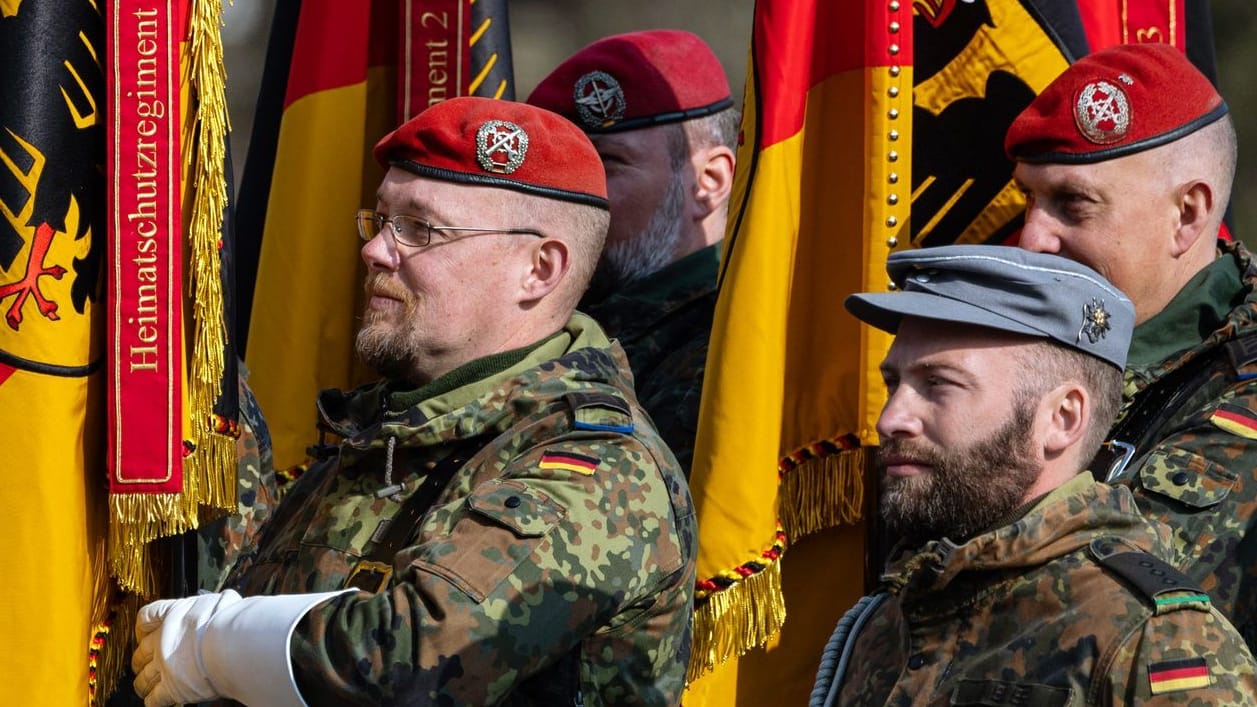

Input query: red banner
[1123,0,1186,48]
[107,1,182,494]
[400,0,471,122]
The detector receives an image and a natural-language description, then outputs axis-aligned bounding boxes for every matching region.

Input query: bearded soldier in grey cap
[810,245,1257,705]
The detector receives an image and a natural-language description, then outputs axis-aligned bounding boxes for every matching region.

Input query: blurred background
[221,0,1257,241]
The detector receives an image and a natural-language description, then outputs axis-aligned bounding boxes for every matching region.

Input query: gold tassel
[184,0,235,514]
[780,445,866,541]
[109,493,189,596]
[686,557,787,684]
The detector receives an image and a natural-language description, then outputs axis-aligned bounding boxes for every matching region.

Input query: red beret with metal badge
[1005,43,1227,165]
[373,96,609,209]
[526,29,734,133]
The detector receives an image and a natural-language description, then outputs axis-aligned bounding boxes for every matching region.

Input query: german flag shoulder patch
[1210,404,1257,440]
[539,450,600,475]
[1148,656,1211,694]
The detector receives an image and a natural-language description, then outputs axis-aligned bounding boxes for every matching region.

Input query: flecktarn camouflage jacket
[1117,240,1257,650]
[823,475,1257,705]
[197,369,279,592]
[224,314,696,706]
[583,243,718,475]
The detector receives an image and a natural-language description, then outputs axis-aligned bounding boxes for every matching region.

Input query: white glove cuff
[200,589,356,707]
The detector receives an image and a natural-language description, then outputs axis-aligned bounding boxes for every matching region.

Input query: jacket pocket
[1137,447,1237,510]
[415,479,565,602]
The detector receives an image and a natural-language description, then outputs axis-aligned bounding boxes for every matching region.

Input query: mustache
[875,437,945,469]
[364,274,411,301]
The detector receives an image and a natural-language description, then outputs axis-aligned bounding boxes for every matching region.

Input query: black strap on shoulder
[1091,549,1203,602]
[1089,329,1257,481]
[345,434,493,592]
[564,390,631,417]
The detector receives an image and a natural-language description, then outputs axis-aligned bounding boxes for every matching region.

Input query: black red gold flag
[244,0,517,474]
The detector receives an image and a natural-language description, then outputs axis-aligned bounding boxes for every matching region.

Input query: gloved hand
[131,590,243,707]
[129,588,354,707]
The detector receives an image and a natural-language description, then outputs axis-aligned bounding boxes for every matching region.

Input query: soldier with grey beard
[810,245,1257,705]
[528,30,738,474]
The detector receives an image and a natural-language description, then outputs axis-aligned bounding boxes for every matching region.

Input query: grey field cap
[844,245,1135,370]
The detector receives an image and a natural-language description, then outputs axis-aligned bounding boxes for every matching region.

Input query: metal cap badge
[1073,79,1130,144]
[475,119,528,174]
[573,71,626,129]
[1079,297,1112,344]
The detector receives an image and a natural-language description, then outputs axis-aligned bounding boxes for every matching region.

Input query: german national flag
[243,0,516,473]
[683,0,901,700]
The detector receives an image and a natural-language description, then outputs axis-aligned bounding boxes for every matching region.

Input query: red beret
[526,30,733,133]
[373,96,608,209]
[1005,43,1227,164]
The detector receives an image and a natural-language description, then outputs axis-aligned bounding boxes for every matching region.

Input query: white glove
[132,589,355,707]
[132,591,242,707]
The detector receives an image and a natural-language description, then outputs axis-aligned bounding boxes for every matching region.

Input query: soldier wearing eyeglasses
[129,97,696,707]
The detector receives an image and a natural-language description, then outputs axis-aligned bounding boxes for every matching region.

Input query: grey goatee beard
[583,170,685,306]
[356,273,422,381]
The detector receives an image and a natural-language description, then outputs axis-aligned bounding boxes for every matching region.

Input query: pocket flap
[466,479,563,537]
[1137,448,1237,509]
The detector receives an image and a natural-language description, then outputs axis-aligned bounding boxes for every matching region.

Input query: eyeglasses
[356,209,544,248]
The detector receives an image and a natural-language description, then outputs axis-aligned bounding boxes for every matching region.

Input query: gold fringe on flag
[686,527,788,684]
[779,438,867,541]
[88,593,139,707]
[109,493,186,595]
[183,0,235,515]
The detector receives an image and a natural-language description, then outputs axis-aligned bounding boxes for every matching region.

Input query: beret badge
[475,119,529,174]
[573,70,627,129]
[1074,79,1130,145]
[1079,298,1112,344]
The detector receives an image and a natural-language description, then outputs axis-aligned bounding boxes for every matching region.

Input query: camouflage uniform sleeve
[1126,376,1257,645]
[289,433,694,706]
[196,372,280,592]
[1102,593,1257,704]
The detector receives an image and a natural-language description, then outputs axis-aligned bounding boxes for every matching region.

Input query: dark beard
[876,397,1040,546]
[580,170,686,308]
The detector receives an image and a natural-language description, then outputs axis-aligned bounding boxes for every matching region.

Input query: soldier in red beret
[129,97,696,706]
[528,29,739,475]
[1008,43,1257,650]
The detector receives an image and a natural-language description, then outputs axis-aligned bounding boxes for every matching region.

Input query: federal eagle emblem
[1079,297,1111,344]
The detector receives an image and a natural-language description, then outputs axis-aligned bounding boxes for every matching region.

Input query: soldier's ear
[519,237,570,302]
[693,143,734,218]
[1041,382,1088,458]
[1171,179,1214,258]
